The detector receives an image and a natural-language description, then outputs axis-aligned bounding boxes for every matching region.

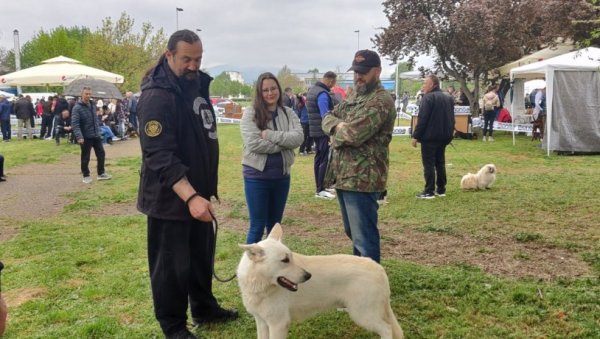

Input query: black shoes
[416,192,435,199]
[192,307,238,326]
[167,328,198,339]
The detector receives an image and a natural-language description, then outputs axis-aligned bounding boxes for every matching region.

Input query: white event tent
[0,56,124,86]
[510,47,600,155]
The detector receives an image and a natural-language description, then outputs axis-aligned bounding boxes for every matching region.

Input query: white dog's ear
[268,223,283,241]
[239,244,265,262]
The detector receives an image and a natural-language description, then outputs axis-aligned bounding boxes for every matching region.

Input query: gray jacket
[240,106,303,175]
[72,99,101,140]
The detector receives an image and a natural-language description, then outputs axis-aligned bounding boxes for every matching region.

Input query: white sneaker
[315,190,335,199]
[82,176,92,184]
[325,188,336,195]
[482,136,487,142]
[97,173,112,181]
[488,136,494,142]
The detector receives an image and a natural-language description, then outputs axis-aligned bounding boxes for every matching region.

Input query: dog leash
[208,210,237,283]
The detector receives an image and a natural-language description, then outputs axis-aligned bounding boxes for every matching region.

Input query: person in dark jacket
[14,95,35,140]
[54,109,74,145]
[0,95,11,141]
[411,74,455,199]
[71,87,112,184]
[137,29,237,339]
[307,71,337,199]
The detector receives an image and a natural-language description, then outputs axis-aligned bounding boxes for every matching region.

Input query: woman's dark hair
[253,72,283,130]
[143,29,200,80]
[296,94,306,109]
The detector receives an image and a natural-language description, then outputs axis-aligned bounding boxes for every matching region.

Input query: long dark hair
[143,29,200,80]
[253,72,283,130]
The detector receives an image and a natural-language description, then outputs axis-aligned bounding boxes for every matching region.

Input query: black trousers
[80,137,105,177]
[147,217,219,336]
[299,123,312,153]
[420,141,448,194]
[313,136,330,193]
[40,115,53,138]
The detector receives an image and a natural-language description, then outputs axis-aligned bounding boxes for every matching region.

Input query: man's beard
[177,71,200,95]
[354,79,377,96]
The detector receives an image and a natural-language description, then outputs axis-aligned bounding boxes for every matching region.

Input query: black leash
[208,211,237,283]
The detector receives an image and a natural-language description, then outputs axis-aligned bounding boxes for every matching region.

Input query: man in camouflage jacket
[322,50,395,263]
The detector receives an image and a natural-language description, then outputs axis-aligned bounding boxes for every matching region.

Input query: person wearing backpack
[481,85,500,142]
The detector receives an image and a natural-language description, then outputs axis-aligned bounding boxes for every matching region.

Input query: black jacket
[137,59,219,220]
[14,98,35,120]
[413,87,455,143]
[72,100,101,140]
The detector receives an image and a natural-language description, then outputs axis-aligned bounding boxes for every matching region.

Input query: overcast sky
[1,0,423,81]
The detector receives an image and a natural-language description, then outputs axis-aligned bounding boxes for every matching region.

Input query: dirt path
[0,139,141,241]
[0,139,593,280]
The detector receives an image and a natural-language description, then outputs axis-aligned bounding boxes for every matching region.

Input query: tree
[82,13,167,92]
[375,0,594,113]
[210,72,253,98]
[277,65,303,92]
[573,0,600,46]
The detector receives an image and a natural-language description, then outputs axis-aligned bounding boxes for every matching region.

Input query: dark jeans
[40,115,53,138]
[313,136,330,193]
[0,120,10,140]
[244,176,290,244]
[79,137,106,177]
[147,217,219,336]
[55,127,74,144]
[482,110,495,137]
[336,189,381,263]
[299,123,312,153]
[129,111,138,129]
[420,141,447,195]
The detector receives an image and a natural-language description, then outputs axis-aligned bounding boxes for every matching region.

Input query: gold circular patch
[145,120,162,137]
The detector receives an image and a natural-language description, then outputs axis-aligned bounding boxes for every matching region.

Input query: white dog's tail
[387,305,404,339]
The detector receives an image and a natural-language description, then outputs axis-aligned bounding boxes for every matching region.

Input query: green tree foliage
[375,0,595,113]
[277,65,303,92]
[82,13,167,92]
[1,12,165,93]
[210,72,252,98]
[574,0,600,46]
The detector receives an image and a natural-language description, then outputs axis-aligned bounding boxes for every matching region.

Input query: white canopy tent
[497,43,574,76]
[509,47,600,155]
[0,56,124,86]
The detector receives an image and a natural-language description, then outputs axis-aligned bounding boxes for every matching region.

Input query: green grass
[1,125,599,338]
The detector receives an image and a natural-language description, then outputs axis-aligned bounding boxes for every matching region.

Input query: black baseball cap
[348,50,381,74]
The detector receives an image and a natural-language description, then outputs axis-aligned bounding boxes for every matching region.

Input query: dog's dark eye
[281,257,290,263]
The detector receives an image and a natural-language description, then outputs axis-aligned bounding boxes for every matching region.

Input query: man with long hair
[137,29,237,339]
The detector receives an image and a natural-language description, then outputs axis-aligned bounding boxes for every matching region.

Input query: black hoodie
[137,58,218,220]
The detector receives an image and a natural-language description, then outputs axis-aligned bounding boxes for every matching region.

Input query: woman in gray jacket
[241,72,303,244]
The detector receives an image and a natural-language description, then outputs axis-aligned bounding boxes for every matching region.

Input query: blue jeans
[244,176,290,244]
[336,189,381,263]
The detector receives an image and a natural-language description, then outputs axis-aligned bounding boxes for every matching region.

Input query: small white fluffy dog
[460,163,497,190]
[237,224,404,339]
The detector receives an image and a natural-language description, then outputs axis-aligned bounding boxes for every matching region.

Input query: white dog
[237,224,404,339]
[460,163,497,190]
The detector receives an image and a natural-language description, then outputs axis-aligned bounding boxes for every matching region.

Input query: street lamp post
[354,30,360,50]
[13,29,22,94]
[176,7,183,30]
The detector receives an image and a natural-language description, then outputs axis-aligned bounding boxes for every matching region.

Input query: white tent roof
[497,43,575,76]
[509,47,600,155]
[510,47,600,80]
[0,55,124,86]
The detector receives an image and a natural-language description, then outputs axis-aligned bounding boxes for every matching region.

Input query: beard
[354,78,377,96]
[177,71,200,96]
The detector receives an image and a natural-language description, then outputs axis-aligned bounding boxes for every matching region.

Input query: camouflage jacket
[321,81,395,192]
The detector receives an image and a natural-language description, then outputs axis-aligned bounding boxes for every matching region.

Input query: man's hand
[187,195,215,222]
[335,122,347,132]
[411,138,418,148]
[77,138,84,145]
